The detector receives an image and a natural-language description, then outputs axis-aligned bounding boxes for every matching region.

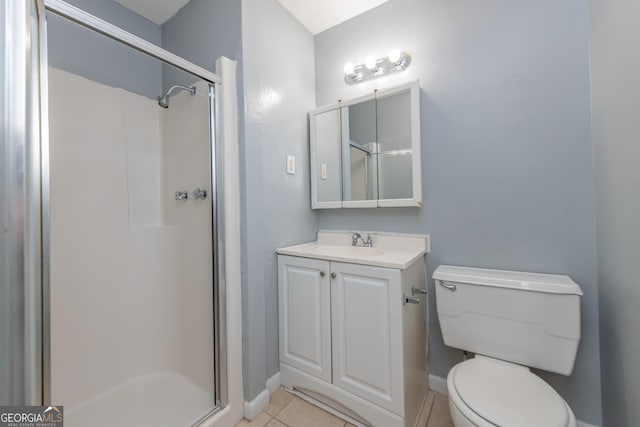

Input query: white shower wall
[49,67,215,427]
[160,79,215,397]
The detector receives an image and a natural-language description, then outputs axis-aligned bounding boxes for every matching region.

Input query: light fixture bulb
[388,49,401,64]
[365,56,377,70]
[343,62,355,75]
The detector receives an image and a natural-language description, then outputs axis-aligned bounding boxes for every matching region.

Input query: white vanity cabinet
[277,232,429,427]
[330,262,404,415]
[278,256,332,382]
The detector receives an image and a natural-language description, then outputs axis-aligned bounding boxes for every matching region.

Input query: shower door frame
[1,0,45,405]
[32,0,228,418]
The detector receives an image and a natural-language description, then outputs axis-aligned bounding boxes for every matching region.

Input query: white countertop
[277,230,430,269]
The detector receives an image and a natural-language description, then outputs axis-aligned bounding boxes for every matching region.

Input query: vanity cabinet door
[278,255,332,382]
[330,262,404,415]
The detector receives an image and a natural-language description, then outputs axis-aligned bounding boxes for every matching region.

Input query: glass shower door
[47,11,218,427]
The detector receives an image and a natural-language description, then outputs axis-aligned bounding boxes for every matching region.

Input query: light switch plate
[321,163,328,180]
[286,154,295,175]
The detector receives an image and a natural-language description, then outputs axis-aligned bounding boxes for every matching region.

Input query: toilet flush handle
[439,280,457,292]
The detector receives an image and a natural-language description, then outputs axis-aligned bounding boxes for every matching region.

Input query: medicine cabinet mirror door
[341,95,378,208]
[310,107,343,208]
[376,83,422,206]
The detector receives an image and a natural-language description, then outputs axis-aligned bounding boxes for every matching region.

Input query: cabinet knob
[331,272,336,279]
[320,271,326,277]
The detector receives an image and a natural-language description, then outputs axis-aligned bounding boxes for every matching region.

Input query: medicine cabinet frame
[310,80,422,209]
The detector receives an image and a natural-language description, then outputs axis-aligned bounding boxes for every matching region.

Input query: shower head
[157,95,169,108]
[157,84,196,109]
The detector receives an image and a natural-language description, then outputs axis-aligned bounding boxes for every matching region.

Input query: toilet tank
[433,265,583,376]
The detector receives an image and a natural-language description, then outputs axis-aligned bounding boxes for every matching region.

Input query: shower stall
[1,1,241,426]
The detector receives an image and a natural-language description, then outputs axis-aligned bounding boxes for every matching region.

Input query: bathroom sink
[313,245,384,257]
[277,231,430,269]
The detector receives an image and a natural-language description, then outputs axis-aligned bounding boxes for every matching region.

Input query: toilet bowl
[445,356,576,427]
[432,265,584,427]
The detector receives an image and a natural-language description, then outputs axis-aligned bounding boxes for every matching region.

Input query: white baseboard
[243,372,281,420]
[266,371,281,394]
[242,389,269,421]
[428,374,600,427]
[428,374,448,396]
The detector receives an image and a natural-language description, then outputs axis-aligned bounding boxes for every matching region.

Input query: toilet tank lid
[433,265,583,295]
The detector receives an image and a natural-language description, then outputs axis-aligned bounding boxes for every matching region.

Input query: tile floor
[234,388,454,427]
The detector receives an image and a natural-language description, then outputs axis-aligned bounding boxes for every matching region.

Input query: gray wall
[241,0,318,401]
[161,0,243,91]
[314,0,601,423]
[590,0,640,425]
[46,0,162,98]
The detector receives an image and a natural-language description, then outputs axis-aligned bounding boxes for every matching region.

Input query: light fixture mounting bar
[344,51,411,85]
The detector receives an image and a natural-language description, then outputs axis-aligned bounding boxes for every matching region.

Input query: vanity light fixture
[344,49,411,85]
[365,56,378,72]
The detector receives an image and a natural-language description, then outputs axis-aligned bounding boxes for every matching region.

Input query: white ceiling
[114,0,390,33]
[276,0,391,34]
[113,0,191,25]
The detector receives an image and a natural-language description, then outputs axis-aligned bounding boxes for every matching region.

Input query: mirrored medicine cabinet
[310,80,421,209]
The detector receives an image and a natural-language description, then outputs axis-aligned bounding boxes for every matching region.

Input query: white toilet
[433,265,583,427]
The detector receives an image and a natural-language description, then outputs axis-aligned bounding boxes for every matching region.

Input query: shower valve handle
[193,187,208,200]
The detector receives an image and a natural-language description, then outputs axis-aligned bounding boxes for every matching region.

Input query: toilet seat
[447,356,576,427]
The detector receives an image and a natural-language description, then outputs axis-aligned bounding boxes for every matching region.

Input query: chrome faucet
[352,232,373,247]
